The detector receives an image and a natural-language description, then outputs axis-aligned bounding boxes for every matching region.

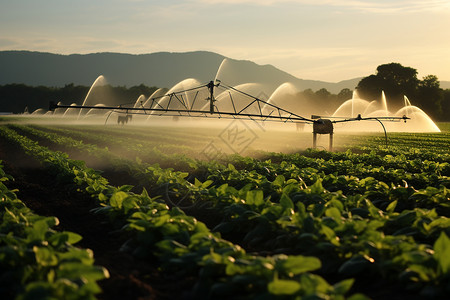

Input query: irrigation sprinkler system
[49,79,410,151]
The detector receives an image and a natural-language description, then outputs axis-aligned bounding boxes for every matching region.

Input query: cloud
[194,0,450,14]
[0,38,19,48]
[202,43,450,81]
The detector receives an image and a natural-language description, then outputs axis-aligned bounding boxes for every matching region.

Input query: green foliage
[0,163,108,300]
[0,123,449,299]
[434,232,450,275]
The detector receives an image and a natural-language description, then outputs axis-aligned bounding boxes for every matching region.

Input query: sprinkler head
[49,101,57,111]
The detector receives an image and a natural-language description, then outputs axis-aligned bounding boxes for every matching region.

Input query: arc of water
[351,90,360,118]
[214,58,228,84]
[403,95,412,117]
[133,95,147,109]
[78,75,106,119]
[381,90,388,113]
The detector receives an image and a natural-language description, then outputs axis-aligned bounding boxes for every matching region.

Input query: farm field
[0,117,449,300]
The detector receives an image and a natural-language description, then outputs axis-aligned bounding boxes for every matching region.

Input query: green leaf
[194,178,202,187]
[122,196,138,214]
[65,232,83,244]
[386,200,397,213]
[280,193,294,211]
[325,207,342,222]
[49,231,83,247]
[407,264,433,281]
[434,232,450,274]
[428,218,450,231]
[300,273,330,294]
[34,246,58,267]
[26,219,50,242]
[310,179,324,194]
[347,293,371,300]
[202,180,213,188]
[118,185,134,192]
[272,175,285,187]
[279,255,321,275]
[268,279,301,295]
[58,262,109,282]
[140,188,150,199]
[321,225,340,246]
[333,278,354,294]
[109,191,129,209]
[246,190,264,206]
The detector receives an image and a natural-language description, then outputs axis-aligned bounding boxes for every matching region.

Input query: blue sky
[1,0,449,82]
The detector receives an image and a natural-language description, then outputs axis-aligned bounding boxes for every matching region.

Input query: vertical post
[329,133,333,152]
[207,81,215,114]
[313,133,317,149]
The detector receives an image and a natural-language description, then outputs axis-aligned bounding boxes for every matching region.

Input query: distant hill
[0,50,360,94]
[440,81,450,89]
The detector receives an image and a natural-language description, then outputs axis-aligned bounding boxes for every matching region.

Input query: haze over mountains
[0,51,362,94]
[1,51,449,93]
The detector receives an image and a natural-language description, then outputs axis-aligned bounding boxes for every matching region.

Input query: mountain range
[0,50,362,94]
[1,50,449,93]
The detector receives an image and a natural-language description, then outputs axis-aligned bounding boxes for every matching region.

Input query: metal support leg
[313,133,317,149]
[329,133,333,152]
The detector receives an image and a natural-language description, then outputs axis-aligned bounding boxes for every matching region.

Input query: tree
[315,88,331,99]
[442,90,450,121]
[357,63,419,109]
[376,63,418,97]
[356,75,383,100]
[337,88,353,101]
[301,89,315,99]
[416,75,443,120]
[0,83,159,114]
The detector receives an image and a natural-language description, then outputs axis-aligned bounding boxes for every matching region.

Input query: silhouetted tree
[416,75,443,120]
[357,75,383,100]
[337,88,353,101]
[357,63,419,109]
[315,88,331,99]
[442,90,450,121]
[355,63,450,120]
[301,89,315,99]
[0,83,158,113]
[376,63,419,98]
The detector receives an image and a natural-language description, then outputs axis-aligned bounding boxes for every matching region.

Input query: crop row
[348,133,450,157]
[8,124,196,171]
[0,163,109,299]
[0,126,365,299]
[142,158,450,297]
[2,124,449,298]
[30,124,203,155]
[5,125,448,222]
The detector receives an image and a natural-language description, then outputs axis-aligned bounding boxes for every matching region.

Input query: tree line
[282,63,449,121]
[0,84,158,114]
[356,63,449,121]
[1,63,448,121]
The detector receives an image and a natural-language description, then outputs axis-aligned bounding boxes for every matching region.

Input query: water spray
[49,80,410,151]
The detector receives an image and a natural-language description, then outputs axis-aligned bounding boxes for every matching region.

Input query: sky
[1,0,450,82]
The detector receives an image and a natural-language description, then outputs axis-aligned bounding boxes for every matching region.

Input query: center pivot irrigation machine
[49,80,409,151]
